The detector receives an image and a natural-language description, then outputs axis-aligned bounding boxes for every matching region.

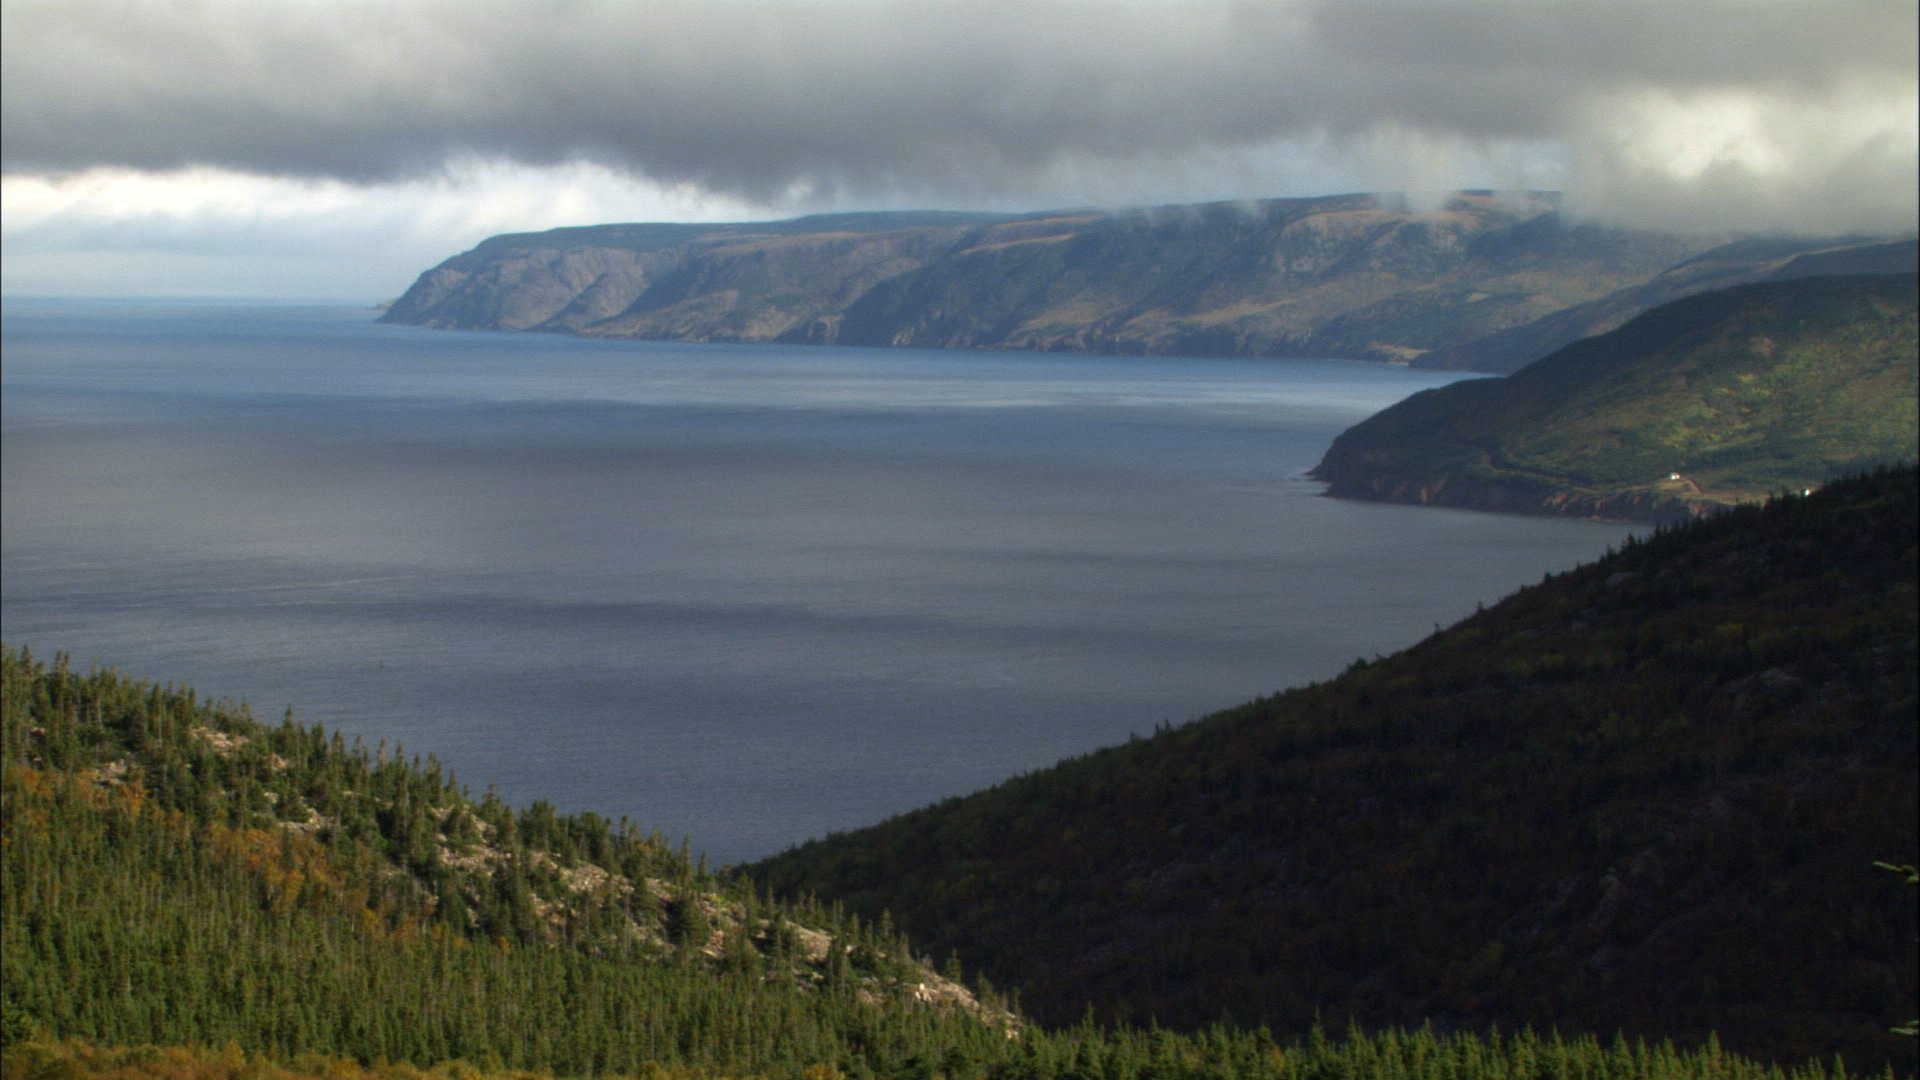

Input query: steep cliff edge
[380,193,1723,365]
[1311,273,1919,523]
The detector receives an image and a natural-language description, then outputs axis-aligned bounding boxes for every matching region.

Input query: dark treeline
[754,468,1920,1072]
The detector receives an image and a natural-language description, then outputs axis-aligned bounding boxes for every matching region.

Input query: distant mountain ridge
[381,192,1737,367]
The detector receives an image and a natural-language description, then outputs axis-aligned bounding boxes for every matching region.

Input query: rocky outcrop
[381,193,1727,367]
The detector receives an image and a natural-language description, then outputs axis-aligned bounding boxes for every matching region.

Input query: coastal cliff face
[387,245,679,331]
[1311,272,1920,523]
[380,193,1721,366]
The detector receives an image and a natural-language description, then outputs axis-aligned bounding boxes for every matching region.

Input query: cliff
[381,193,1723,365]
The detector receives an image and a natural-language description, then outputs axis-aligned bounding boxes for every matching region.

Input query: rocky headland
[381,192,1729,369]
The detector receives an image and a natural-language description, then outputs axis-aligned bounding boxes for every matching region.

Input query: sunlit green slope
[1312,274,1918,522]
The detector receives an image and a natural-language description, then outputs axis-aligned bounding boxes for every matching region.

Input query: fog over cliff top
[2,0,1914,297]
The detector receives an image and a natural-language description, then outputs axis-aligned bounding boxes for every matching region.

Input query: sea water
[1,298,1638,865]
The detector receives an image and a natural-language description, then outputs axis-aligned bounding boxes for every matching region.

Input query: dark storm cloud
[3,0,1915,227]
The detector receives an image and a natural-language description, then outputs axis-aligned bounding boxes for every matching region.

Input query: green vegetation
[0,650,1015,1076]
[13,643,1891,1078]
[1312,274,1919,522]
[753,468,1919,1072]
[3,1027,1876,1080]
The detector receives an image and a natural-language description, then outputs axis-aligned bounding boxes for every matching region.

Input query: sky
[3,0,1915,301]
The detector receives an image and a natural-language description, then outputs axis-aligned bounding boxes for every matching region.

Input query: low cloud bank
[3,0,1915,235]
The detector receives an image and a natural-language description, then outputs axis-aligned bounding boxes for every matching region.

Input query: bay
[1,298,1639,865]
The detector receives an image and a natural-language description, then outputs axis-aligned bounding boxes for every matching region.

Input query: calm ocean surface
[1,299,1639,865]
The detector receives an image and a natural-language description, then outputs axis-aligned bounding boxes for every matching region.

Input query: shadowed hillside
[752,468,1920,1072]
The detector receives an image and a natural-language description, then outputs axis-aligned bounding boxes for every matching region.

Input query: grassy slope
[752,468,1919,1071]
[1311,274,1918,523]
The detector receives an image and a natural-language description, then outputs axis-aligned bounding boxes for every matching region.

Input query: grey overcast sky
[3,0,1915,300]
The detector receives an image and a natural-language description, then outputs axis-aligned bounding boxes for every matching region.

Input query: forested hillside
[0,652,1013,1075]
[11,646,1881,1079]
[1312,274,1919,522]
[753,468,1920,1072]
